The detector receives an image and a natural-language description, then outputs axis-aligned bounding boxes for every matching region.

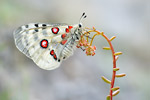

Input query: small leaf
[110,36,116,41]
[114,52,122,56]
[113,68,120,71]
[115,73,126,77]
[115,56,119,61]
[103,47,111,50]
[112,90,120,96]
[101,76,111,84]
[106,95,111,100]
[112,86,120,91]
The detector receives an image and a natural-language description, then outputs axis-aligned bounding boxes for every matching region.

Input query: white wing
[14,23,65,70]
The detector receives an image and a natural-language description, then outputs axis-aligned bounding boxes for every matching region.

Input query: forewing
[14,23,68,70]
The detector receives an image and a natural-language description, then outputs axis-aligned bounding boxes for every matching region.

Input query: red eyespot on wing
[61,34,66,39]
[65,28,69,33]
[53,54,57,60]
[50,50,57,60]
[50,50,54,55]
[61,40,67,45]
[68,26,73,29]
[52,27,59,34]
[40,39,48,48]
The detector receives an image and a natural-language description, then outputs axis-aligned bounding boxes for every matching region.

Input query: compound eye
[79,24,82,28]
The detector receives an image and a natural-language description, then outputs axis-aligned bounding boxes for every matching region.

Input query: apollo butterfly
[14,13,87,70]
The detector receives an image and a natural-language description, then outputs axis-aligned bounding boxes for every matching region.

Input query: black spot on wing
[25,25,29,28]
[58,59,60,62]
[35,24,39,27]
[42,24,47,29]
[42,24,47,27]
[34,29,39,32]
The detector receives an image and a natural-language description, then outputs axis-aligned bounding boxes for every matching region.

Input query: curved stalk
[79,28,125,100]
[90,30,116,100]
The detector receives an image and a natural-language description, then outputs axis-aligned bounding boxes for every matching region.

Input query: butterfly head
[72,13,87,33]
[78,12,87,28]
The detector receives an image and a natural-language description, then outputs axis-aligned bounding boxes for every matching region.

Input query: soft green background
[0,0,149,100]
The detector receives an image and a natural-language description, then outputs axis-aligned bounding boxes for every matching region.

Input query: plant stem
[84,29,118,100]
[101,34,116,100]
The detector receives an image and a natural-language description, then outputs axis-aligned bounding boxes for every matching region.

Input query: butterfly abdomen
[61,37,76,60]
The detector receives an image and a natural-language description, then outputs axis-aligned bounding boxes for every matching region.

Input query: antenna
[79,12,87,23]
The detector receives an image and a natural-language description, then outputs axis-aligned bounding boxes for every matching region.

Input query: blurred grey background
[0,0,149,100]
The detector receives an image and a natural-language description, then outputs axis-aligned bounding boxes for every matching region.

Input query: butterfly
[14,13,87,70]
